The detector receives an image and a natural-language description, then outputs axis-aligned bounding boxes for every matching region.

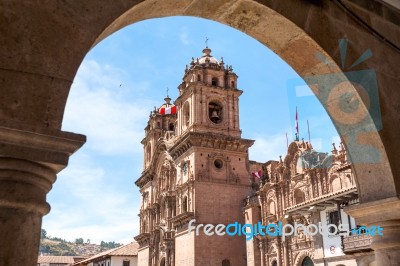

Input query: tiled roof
[108,242,139,256]
[74,242,138,265]
[38,256,75,263]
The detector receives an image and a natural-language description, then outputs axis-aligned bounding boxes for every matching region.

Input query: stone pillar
[282,241,288,266]
[171,247,175,266]
[258,239,265,266]
[244,202,261,266]
[346,197,400,266]
[276,238,282,266]
[0,125,85,265]
[166,247,170,266]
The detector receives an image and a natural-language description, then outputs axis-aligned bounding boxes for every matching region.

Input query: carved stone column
[171,249,175,266]
[346,197,400,265]
[0,125,85,266]
[258,238,265,266]
[166,248,170,266]
[282,241,288,266]
[276,238,282,266]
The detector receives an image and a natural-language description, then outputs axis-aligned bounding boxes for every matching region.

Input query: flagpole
[286,132,288,148]
[295,106,299,141]
[307,120,311,144]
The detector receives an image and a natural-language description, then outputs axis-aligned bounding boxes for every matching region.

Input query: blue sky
[42,16,339,244]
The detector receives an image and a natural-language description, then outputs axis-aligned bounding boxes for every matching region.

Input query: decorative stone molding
[342,233,372,253]
[171,211,195,228]
[0,125,85,171]
[169,132,254,160]
[344,197,400,264]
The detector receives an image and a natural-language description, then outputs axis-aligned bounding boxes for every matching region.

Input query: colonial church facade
[134,48,375,266]
[245,142,375,266]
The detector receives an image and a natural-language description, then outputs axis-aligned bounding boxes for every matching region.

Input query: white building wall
[111,256,137,266]
[137,247,149,266]
[314,206,361,266]
[319,206,346,258]
[91,258,111,266]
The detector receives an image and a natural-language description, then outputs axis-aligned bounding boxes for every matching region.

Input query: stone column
[166,247,170,266]
[258,239,265,266]
[346,197,400,266]
[282,241,288,266]
[0,125,85,266]
[276,238,282,266]
[171,246,175,266]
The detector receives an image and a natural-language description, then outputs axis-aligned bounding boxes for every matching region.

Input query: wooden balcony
[243,195,260,208]
[170,211,195,227]
[285,187,358,214]
[342,233,372,253]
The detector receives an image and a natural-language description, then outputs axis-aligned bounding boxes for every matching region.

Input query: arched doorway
[301,256,314,266]
[222,259,230,266]
[160,257,165,266]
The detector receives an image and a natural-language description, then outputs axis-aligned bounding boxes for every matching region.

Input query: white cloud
[63,60,156,156]
[249,133,289,162]
[44,60,150,244]
[310,138,323,150]
[44,153,141,244]
[332,135,341,146]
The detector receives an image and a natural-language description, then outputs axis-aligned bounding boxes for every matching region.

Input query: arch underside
[1,0,399,204]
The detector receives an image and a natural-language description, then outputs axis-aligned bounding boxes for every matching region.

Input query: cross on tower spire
[205,37,209,48]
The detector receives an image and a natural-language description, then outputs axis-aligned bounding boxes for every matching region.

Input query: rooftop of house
[38,256,76,264]
[73,242,139,265]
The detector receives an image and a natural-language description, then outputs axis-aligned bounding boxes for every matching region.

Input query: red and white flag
[159,105,177,115]
[252,170,262,179]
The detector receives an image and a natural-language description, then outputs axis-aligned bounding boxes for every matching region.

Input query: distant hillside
[40,229,122,256]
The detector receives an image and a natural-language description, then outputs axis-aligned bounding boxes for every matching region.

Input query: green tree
[40,229,47,239]
[75,238,84,244]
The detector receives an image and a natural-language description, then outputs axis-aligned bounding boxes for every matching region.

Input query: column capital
[345,196,400,263]
[0,123,85,266]
[257,238,264,250]
[345,197,400,225]
[0,123,85,172]
[0,124,85,215]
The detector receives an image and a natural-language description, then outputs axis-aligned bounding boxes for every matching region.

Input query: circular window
[214,159,223,169]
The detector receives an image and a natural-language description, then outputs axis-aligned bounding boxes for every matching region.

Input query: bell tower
[170,46,254,266]
[135,46,254,266]
[175,46,242,138]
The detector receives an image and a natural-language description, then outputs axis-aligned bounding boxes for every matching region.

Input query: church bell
[211,110,219,119]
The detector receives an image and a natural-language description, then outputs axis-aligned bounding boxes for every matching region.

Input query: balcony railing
[243,195,259,207]
[342,233,372,253]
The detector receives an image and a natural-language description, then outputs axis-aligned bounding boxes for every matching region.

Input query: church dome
[158,96,176,115]
[196,47,220,65]
[296,150,331,169]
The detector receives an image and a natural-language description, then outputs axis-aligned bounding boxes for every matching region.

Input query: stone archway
[160,257,166,266]
[1,0,400,265]
[294,250,315,266]
[301,256,314,266]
